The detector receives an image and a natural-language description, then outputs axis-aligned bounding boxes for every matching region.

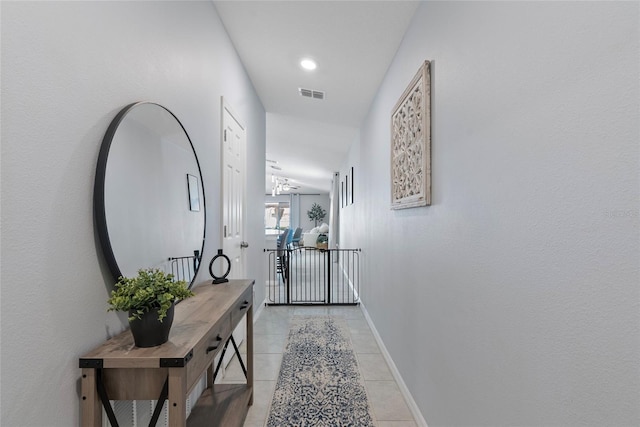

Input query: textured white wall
[344,1,639,425]
[0,2,265,425]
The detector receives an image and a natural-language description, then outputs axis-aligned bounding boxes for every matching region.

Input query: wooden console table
[79,279,254,427]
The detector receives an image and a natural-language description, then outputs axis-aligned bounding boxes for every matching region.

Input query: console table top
[80,279,254,368]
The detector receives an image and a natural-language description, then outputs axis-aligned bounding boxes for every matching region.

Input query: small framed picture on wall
[350,166,354,204]
[345,174,349,207]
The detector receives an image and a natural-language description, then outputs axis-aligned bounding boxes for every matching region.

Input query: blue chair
[290,227,303,248]
[276,228,288,248]
[276,229,290,283]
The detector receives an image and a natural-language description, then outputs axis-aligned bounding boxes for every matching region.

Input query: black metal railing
[264,247,361,305]
[168,250,200,284]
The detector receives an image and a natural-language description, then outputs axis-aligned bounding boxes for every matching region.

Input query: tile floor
[218,305,418,427]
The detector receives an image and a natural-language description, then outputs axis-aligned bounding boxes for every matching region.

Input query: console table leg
[247,306,254,406]
[81,368,102,427]
[206,363,214,388]
[168,368,187,427]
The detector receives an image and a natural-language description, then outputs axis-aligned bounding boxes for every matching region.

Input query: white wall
[1,2,265,425]
[343,2,639,426]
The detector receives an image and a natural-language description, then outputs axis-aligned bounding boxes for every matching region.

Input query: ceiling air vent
[298,87,325,100]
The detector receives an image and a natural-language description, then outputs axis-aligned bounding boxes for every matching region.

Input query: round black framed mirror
[95,102,206,288]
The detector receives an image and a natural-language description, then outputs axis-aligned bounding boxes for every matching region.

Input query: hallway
[219,306,418,426]
[1,2,637,425]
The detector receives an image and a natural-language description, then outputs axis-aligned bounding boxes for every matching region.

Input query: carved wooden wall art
[391,60,431,209]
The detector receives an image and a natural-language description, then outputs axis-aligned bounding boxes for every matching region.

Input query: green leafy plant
[107,268,194,322]
[307,203,326,227]
[316,233,329,249]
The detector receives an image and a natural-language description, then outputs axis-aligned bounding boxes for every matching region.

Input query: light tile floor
[218,305,417,427]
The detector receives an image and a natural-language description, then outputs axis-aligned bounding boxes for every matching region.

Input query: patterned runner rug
[266,316,376,426]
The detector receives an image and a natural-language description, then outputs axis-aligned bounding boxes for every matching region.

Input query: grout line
[251,306,424,427]
[345,318,381,426]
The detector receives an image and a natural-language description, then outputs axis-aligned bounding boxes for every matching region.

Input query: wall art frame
[390,60,431,209]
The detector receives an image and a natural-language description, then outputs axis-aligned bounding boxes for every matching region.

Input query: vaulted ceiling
[213,1,420,193]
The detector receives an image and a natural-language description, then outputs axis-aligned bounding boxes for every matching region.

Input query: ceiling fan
[271,176,300,195]
[281,178,300,191]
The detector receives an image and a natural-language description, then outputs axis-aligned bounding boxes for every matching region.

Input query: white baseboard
[360,303,429,427]
[253,295,266,323]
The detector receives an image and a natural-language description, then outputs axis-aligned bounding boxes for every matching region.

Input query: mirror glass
[95,102,205,287]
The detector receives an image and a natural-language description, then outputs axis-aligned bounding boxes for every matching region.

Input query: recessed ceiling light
[300,58,317,71]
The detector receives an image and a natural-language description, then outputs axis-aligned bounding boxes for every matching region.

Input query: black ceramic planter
[128,304,174,348]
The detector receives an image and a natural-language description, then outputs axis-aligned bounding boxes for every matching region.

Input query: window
[265,202,290,235]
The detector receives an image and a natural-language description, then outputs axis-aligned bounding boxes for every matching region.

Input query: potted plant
[107,268,194,347]
[307,203,326,227]
[316,233,329,250]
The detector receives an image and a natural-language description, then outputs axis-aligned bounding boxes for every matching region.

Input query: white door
[221,99,247,368]
[222,101,246,278]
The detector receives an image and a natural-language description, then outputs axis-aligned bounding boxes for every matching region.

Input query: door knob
[240,241,249,248]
